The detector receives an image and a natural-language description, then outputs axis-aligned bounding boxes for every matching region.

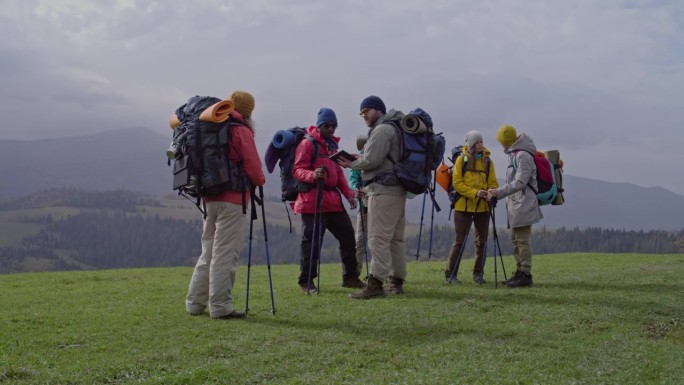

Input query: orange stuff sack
[436,163,451,192]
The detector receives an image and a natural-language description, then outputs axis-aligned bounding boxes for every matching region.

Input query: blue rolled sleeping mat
[265,129,297,173]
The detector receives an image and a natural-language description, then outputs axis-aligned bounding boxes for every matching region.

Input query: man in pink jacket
[293,107,365,292]
[185,91,266,319]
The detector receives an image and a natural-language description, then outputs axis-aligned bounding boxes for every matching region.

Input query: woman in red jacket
[185,91,265,319]
[293,108,365,292]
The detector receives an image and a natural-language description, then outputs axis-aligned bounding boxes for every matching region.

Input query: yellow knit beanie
[229,90,255,118]
[496,125,518,147]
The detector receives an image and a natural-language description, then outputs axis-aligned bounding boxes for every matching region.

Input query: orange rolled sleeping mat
[169,113,181,129]
[168,99,235,129]
[199,99,234,123]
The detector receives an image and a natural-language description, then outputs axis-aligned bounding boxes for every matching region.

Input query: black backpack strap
[460,156,469,178]
[306,135,319,168]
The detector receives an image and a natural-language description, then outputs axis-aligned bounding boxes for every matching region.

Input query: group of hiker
[174,91,542,320]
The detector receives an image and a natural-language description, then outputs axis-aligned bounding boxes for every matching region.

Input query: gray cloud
[1,0,683,193]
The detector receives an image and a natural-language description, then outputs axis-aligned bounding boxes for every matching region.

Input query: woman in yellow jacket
[445,130,498,284]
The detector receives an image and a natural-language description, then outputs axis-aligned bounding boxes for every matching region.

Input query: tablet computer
[329,150,356,163]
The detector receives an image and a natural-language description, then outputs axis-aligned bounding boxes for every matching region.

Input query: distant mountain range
[0,127,170,197]
[1,127,683,230]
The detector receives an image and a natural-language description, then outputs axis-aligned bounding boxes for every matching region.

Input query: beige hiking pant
[355,208,368,276]
[186,201,246,318]
[367,194,407,281]
[511,225,532,274]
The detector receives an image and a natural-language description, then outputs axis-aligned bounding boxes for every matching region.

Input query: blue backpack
[387,109,446,195]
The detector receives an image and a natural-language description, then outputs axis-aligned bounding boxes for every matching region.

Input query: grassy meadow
[1,253,682,384]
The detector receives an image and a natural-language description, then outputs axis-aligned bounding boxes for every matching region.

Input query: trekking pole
[449,197,481,283]
[315,177,325,294]
[471,198,487,284]
[448,230,469,283]
[358,199,370,279]
[489,206,498,288]
[485,202,498,288]
[479,237,488,284]
[245,190,258,314]
[428,190,437,259]
[306,189,319,295]
[415,192,427,259]
[258,186,276,314]
[306,175,324,295]
[489,198,507,287]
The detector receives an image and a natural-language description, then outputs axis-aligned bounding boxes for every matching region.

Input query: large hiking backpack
[545,150,565,205]
[437,145,492,208]
[168,95,249,202]
[265,127,319,202]
[513,149,562,206]
[385,109,446,195]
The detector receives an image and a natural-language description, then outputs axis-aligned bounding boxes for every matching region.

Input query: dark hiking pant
[299,211,358,285]
[446,211,490,278]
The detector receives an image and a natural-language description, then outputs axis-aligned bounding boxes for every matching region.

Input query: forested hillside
[409,224,684,261]
[0,188,682,274]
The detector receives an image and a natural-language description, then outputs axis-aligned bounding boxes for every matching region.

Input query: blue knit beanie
[360,95,386,114]
[316,107,337,127]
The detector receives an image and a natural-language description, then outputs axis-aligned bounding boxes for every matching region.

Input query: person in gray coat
[487,125,542,287]
[336,95,408,298]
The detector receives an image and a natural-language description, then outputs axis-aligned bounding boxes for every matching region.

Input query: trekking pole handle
[314,165,327,180]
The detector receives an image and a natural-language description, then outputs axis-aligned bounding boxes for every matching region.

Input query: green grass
[1,253,682,384]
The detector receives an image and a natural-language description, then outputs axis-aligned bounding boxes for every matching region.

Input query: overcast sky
[2,0,683,194]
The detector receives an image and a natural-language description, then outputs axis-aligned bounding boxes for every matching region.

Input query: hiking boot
[445,275,460,283]
[212,310,246,320]
[342,276,366,289]
[445,271,459,283]
[349,276,385,299]
[385,276,404,295]
[472,275,486,285]
[299,282,319,294]
[502,270,523,285]
[506,271,533,288]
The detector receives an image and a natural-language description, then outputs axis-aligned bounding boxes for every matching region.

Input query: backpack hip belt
[362,172,400,187]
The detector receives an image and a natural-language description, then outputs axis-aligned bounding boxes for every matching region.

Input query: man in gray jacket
[488,125,542,287]
[336,95,407,298]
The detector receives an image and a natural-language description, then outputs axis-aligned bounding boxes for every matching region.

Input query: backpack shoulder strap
[303,134,319,169]
[379,119,402,164]
[512,149,538,194]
